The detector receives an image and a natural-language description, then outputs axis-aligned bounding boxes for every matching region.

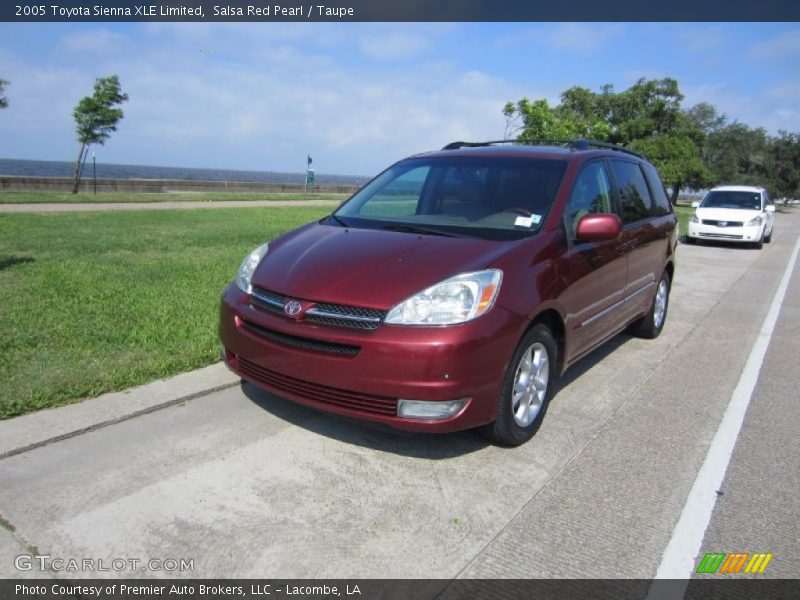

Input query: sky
[0,22,798,176]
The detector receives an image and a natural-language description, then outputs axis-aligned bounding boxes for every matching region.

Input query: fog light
[397,398,467,420]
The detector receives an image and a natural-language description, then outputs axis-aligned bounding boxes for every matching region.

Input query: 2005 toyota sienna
[220,140,678,446]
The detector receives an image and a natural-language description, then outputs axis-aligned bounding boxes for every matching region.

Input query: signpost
[305,154,314,194]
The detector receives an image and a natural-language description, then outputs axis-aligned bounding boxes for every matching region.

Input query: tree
[769,131,800,199]
[503,78,712,203]
[704,123,770,187]
[0,78,8,109]
[71,75,128,194]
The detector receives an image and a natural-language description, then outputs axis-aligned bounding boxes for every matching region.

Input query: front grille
[238,356,398,416]
[251,286,386,331]
[242,319,360,356]
[702,219,743,227]
[250,288,286,314]
[698,232,744,240]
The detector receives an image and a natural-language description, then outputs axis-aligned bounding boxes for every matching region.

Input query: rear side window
[611,161,653,224]
[642,163,672,216]
[566,161,614,236]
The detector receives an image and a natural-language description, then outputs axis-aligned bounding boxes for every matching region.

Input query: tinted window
[642,163,672,216]
[701,191,762,210]
[566,161,614,236]
[611,161,653,223]
[337,157,567,239]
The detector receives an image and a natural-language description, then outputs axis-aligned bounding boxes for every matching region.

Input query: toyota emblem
[719,221,727,227]
[284,300,303,317]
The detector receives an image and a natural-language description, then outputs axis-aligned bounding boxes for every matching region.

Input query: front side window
[701,191,762,211]
[356,165,430,218]
[566,161,614,236]
[611,160,653,224]
[336,156,568,240]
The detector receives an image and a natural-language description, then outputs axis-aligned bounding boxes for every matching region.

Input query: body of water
[0,158,370,186]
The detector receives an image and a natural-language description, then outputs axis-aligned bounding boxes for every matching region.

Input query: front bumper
[219,284,525,433]
[687,221,763,243]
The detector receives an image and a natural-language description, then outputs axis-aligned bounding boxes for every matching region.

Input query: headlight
[689,213,699,223]
[234,243,269,294]
[385,269,502,326]
[746,216,763,226]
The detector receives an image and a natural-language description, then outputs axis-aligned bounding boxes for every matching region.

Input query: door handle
[615,243,628,254]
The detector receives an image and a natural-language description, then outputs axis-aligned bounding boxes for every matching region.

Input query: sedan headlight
[385,269,502,326]
[746,216,763,226]
[689,213,699,223]
[234,243,270,294]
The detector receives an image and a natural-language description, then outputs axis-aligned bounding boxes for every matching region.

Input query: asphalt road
[0,210,798,581]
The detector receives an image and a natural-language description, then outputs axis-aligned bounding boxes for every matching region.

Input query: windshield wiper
[327,214,349,227]
[378,224,462,237]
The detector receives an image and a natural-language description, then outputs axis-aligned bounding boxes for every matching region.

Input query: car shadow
[0,255,35,270]
[239,331,635,458]
[555,332,632,392]
[240,380,490,459]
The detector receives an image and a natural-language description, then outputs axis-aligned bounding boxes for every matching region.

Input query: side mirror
[766,204,776,213]
[691,201,700,208]
[575,213,622,242]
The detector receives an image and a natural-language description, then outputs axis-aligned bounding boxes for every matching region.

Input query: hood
[251,222,520,309]
[696,207,761,222]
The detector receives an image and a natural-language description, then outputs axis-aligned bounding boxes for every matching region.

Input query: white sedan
[686,185,776,249]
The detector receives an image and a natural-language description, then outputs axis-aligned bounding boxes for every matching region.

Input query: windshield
[333,156,567,240]
[701,190,762,210]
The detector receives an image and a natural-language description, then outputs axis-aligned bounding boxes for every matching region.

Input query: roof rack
[442,138,646,159]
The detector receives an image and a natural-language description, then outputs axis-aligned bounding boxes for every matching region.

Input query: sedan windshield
[334,156,567,240]
[701,190,762,210]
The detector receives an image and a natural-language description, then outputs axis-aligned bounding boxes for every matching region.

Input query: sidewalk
[0,199,338,212]
[0,363,239,460]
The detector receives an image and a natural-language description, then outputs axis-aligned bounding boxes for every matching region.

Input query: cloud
[501,23,625,54]
[60,29,129,53]
[0,25,532,175]
[748,29,800,59]
[358,32,431,60]
[764,82,800,102]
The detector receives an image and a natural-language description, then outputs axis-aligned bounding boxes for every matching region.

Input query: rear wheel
[480,324,557,447]
[684,235,696,245]
[631,270,670,339]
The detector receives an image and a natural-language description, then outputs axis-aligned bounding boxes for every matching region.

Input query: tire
[480,324,558,447]
[631,270,670,340]
[684,235,696,245]
[764,230,772,244]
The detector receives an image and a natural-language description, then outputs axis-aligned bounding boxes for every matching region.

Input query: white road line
[652,235,800,582]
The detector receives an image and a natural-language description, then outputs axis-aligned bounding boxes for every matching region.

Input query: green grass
[0,191,349,204]
[674,204,693,236]
[0,206,331,419]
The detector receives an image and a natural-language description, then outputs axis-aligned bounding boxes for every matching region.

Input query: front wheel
[480,324,558,447]
[631,271,670,339]
[764,229,772,243]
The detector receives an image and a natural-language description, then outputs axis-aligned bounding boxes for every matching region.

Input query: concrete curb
[0,363,239,460]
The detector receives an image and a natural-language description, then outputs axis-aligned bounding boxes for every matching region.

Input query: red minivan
[220,140,677,446]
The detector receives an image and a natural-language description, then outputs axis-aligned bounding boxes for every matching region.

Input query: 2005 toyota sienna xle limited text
[220,140,678,446]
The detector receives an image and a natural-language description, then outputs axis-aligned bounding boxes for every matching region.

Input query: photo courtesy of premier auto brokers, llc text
[0,1,799,598]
